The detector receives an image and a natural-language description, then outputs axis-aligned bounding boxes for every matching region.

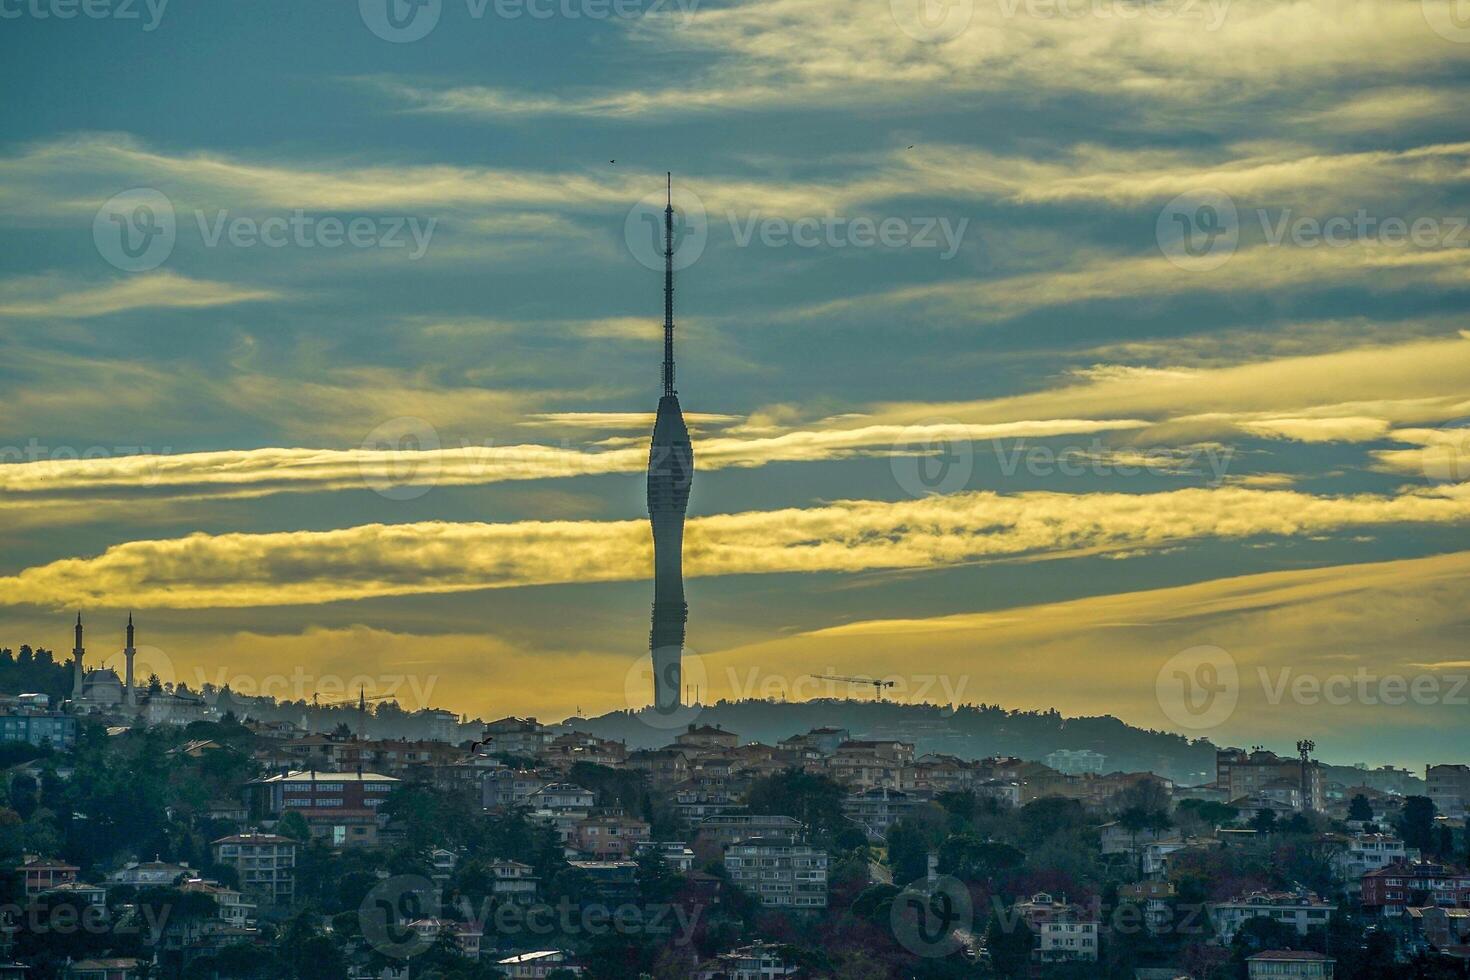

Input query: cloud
[5,483,1470,608]
[707,548,1470,763]
[0,272,279,319]
[0,418,1148,507]
[369,0,1470,127]
[802,239,1470,324]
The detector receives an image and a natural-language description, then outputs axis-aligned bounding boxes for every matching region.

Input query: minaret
[646,174,694,713]
[124,613,137,708]
[71,612,85,701]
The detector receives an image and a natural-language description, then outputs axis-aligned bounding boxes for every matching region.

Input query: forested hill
[564,698,1221,784]
[0,646,70,703]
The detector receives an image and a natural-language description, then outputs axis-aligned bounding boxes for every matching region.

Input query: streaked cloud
[0,272,279,319]
[6,482,1470,608]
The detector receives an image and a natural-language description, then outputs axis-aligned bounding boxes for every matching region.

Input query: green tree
[983,909,1034,977]
[1397,796,1436,852]
[1347,794,1373,822]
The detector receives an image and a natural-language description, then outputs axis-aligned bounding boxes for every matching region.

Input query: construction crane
[810,674,896,701]
[303,688,398,737]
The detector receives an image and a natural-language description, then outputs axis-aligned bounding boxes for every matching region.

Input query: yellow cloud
[0,272,278,319]
[5,483,1470,608]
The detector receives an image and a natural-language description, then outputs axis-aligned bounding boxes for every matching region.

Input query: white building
[1045,749,1106,775]
[1013,893,1099,963]
[724,838,828,909]
[1210,890,1336,943]
[696,942,798,979]
[487,860,539,904]
[1332,833,1415,891]
[495,950,580,978]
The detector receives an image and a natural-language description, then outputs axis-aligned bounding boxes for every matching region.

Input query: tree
[983,909,1034,977]
[1347,794,1373,823]
[1249,809,1278,835]
[743,769,850,844]
[1018,797,1088,848]
[886,819,931,886]
[1397,796,1436,852]
[277,810,311,842]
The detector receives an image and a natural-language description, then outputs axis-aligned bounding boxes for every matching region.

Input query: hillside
[563,698,1222,784]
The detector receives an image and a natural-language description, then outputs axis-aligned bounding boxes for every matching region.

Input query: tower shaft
[647,174,693,713]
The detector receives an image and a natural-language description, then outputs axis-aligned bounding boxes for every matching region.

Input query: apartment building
[723,838,828,910]
[1427,764,1470,820]
[1209,890,1336,942]
[212,833,297,906]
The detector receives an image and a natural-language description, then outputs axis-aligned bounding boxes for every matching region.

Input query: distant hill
[562,698,1222,785]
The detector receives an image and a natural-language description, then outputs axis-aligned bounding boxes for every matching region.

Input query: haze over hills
[566,697,1223,783]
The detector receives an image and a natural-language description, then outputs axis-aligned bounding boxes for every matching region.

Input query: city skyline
[1,2,1469,769]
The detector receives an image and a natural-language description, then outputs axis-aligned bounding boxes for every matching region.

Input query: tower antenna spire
[662,172,675,397]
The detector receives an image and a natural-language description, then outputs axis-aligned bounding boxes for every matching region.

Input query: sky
[1,0,1469,768]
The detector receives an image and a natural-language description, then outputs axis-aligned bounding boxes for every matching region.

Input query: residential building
[674,724,739,753]
[1119,880,1176,934]
[694,813,804,860]
[42,881,106,907]
[1013,893,1099,963]
[694,941,799,979]
[1361,861,1470,913]
[1331,833,1416,890]
[723,838,828,910]
[526,782,594,815]
[106,859,192,889]
[574,813,650,860]
[248,770,399,847]
[62,959,144,980]
[0,712,77,749]
[482,768,552,809]
[1217,748,1324,812]
[1246,950,1335,979]
[180,878,255,927]
[487,860,539,904]
[1405,906,1470,949]
[624,748,689,785]
[843,787,919,839]
[494,950,581,978]
[1209,890,1336,942]
[1045,749,1106,775]
[635,841,696,872]
[777,727,849,756]
[212,833,297,906]
[19,859,79,896]
[480,717,553,758]
[1427,764,1470,820]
